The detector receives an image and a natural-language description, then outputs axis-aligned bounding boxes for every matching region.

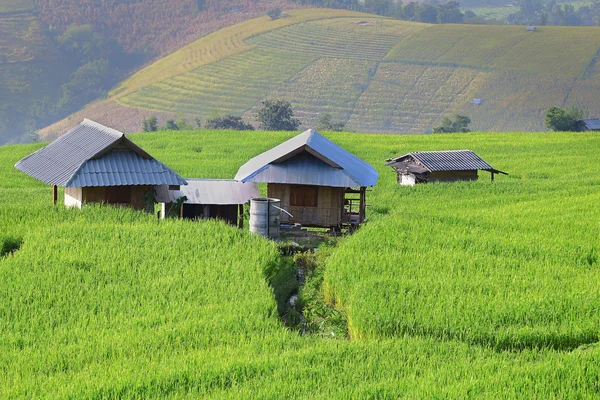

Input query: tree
[433,115,471,133]
[194,117,202,129]
[142,115,158,132]
[163,119,179,130]
[205,115,254,130]
[267,8,283,20]
[256,100,301,131]
[316,113,346,132]
[544,106,583,131]
[437,1,464,23]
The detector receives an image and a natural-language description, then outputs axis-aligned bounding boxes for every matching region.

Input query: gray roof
[68,149,188,187]
[386,150,506,174]
[580,118,600,130]
[234,129,378,187]
[155,179,260,205]
[15,119,186,188]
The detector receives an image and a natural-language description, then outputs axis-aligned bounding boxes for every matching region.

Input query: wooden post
[491,172,495,182]
[359,186,366,224]
[238,204,244,229]
[179,203,183,219]
[52,185,58,205]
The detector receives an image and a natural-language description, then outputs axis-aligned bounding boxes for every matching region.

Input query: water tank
[249,198,281,239]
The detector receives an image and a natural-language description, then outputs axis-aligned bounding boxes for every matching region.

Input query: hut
[234,129,378,228]
[577,118,600,131]
[155,179,260,227]
[386,150,506,186]
[14,119,186,211]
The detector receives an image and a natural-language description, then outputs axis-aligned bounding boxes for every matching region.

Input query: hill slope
[41,10,600,137]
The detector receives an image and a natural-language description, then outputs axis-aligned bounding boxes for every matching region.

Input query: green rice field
[1,129,599,397]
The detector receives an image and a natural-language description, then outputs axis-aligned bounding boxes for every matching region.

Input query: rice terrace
[1,126,600,397]
[2,1,600,398]
[42,8,600,137]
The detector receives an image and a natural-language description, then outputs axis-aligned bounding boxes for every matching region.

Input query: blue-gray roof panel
[235,129,378,187]
[388,150,499,172]
[67,149,187,187]
[15,119,123,186]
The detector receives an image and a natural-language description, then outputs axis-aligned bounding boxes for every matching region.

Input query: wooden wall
[63,185,155,212]
[268,183,344,227]
[428,170,478,182]
[398,170,479,185]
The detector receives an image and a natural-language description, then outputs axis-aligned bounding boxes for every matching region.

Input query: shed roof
[155,179,260,205]
[579,118,600,130]
[234,129,378,187]
[15,119,186,188]
[386,150,506,174]
[68,149,188,188]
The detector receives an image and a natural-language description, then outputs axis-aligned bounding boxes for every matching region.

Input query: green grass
[1,130,600,397]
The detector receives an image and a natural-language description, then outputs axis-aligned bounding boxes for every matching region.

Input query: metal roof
[580,118,600,130]
[386,150,505,173]
[155,179,260,205]
[15,119,186,187]
[234,129,378,187]
[67,149,188,188]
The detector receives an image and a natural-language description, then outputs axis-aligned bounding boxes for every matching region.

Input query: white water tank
[249,198,281,239]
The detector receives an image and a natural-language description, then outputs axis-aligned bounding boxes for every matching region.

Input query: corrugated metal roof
[387,150,503,173]
[234,129,378,187]
[67,149,188,187]
[15,119,186,187]
[247,152,361,187]
[580,119,600,130]
[155,179,260,205]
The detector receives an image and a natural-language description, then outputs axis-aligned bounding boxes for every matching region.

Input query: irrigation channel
[270,231,349,339]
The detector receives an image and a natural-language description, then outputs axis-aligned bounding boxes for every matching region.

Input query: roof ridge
[82,119,124,139]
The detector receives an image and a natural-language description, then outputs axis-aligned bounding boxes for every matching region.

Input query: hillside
[40,9,600,138]
[0,0,305,144]
[1,129,600,397]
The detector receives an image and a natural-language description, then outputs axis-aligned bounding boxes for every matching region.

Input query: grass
[1,130,600,397]
[101,10,600,135]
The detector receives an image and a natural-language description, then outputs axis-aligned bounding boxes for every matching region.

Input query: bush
[267,8,283,20]
[142,115,158,132]
[256,100,300,131]
[205,115,254,130]
[544,106,583,131]
[316,113,345,132]
[433,115,471,133]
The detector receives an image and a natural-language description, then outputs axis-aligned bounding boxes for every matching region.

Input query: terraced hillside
[41,10,600,137]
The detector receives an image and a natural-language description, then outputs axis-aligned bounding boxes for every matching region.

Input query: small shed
[155,179,260,227]
[234,129,378,228]
[385,150,507,186]
[14,119,186,211]
[578,118,600,131]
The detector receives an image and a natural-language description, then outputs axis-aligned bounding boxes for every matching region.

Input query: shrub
[205,115,254,130]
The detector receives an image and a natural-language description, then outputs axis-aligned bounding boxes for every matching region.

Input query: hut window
[290,185,318,207]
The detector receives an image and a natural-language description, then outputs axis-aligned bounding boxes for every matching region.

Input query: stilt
[238,204,244,229]
[52,185,57,205]
[359,186,366,224]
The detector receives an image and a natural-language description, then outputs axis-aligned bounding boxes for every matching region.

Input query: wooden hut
[234,129,378,228]
[155,179,260,227]
[14,119,186,211]
[386,150,506,186]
